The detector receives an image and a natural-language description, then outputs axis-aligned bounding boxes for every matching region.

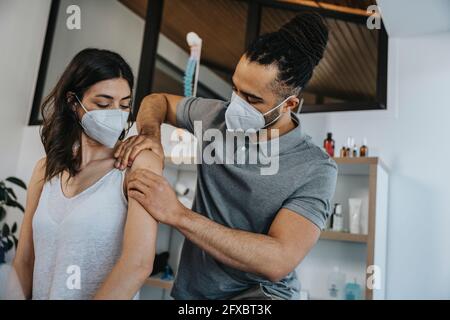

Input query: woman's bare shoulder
[25,157,47,197]
[32,157,47,183]
[130,150,163,174]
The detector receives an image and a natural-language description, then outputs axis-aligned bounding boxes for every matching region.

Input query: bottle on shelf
[327,266,346,300]
[360,138,368,157]
[340,146,348,157]
[345,279,362,300]
[331,203,344,232]
[347,137,354,158]
[352,143,358,157]
[323,132,335,157]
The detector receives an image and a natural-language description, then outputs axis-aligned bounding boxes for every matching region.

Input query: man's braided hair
[245,12,329,98]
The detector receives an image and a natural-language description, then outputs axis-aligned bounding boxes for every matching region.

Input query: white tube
[186,32,202,97]
[349,198,362,234]
[175,182,189,196]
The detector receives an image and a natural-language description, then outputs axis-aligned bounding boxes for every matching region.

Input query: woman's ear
[66,92,77,111]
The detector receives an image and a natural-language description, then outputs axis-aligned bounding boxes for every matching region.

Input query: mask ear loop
[74,94,90,130]
[262,95,296,128]
[75,95,89,114]
[296,97,304,115]
[119,99,134,141]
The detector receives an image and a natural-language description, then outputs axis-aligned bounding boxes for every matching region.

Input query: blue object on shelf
[345,280,362,300]
[161,265,174,281]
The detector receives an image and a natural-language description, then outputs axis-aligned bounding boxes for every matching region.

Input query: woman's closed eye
[95,103,131,109]
[96,103,110,108]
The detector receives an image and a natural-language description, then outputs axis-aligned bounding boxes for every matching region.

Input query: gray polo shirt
[171,97,337,300]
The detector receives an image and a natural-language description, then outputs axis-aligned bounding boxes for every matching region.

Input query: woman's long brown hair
[40,48,134,181]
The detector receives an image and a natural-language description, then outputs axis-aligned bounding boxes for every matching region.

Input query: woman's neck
[79,133,114,169]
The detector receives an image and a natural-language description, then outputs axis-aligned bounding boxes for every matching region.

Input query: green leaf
[12,235,18,249]
[5,195,24,213]
[11,222,17,233]
[4,237,13,251]
[6,187,17,200]
[0,188,6,202]
[0,247,5,264]
[5,177,27,190]
[15,201,24,213]
[0,206,6,222]
[2,224,10,237]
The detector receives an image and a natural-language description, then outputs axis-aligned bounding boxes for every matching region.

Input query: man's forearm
[173,207,288,282]
[136,94,168,137]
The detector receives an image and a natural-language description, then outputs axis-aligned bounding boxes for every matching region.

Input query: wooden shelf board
[164,157,385,169]
[320,231,368,243]
[144,275,174,290]
[333,157,378,165]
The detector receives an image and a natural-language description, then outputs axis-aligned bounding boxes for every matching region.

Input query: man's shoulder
[177,96,227,130]
[179,96,227,113]
[293,137,338,173]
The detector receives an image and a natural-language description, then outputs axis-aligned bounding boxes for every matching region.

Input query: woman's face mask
[225,92,296,132]
[76,95,129,148]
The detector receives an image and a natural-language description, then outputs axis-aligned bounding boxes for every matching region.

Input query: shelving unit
[300,157,389,300]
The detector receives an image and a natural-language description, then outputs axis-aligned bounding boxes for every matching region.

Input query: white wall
[0,0,52,251]
[0,0,51,179]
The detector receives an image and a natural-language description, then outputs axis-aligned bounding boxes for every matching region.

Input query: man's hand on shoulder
[114,134,164,170]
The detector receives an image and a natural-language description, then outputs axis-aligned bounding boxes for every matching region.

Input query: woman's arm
[11,157,46,299]
[94,150,163,299]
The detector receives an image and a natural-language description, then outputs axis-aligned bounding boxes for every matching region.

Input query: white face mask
[225,92,296,132]
[76,96,129,148]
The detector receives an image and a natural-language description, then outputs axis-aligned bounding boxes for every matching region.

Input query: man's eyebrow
[95,94,131,100]
[231,79,263,101]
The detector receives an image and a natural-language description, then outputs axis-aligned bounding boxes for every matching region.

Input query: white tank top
[32,168,137,300]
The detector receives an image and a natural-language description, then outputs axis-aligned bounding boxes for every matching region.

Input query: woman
[11,48,162,299]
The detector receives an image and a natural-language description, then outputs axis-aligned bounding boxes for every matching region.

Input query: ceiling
[377,0,450,37]
[120,0,380,103]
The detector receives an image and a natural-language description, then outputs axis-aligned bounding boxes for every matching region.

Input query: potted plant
[0,177,26,264]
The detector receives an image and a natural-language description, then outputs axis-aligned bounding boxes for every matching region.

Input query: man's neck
[258,113,297,142]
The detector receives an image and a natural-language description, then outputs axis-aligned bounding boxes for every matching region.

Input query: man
[115,12,337,300]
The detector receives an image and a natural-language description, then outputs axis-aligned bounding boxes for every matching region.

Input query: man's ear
[283,97,299,112]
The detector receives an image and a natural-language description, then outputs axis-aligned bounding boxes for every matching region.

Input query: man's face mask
[76,95,129,148]
[225,92,296,132]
